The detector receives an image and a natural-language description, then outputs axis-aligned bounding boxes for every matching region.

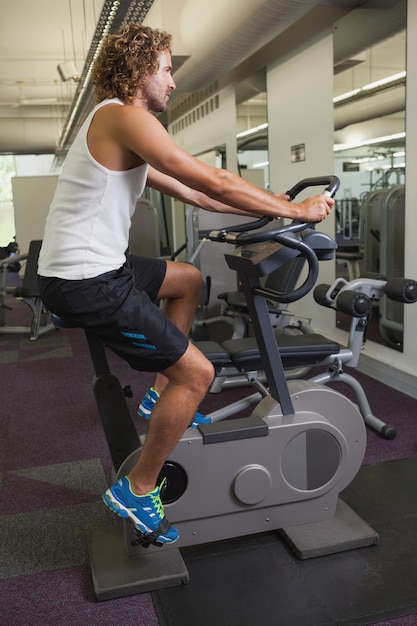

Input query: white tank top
[38,98,148,279]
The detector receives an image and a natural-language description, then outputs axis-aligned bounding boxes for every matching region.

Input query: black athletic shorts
[39,254,189,372]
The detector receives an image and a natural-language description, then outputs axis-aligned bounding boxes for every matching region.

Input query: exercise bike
[66,175,378,600]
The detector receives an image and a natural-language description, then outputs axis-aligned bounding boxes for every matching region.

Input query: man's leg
[151,260,202,396]
[103,342,214,543]
[137,260,211,427]
[130,342,214,493]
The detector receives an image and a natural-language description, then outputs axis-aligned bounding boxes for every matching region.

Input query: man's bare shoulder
[92,102,164,144]
[95,101,154,125]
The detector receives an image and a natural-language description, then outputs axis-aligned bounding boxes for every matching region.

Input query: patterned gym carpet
[1,295,417,625]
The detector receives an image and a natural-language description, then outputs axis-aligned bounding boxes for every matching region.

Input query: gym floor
[1,294,417,625]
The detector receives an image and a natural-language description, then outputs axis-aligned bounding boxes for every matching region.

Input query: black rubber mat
[153,457,417,626]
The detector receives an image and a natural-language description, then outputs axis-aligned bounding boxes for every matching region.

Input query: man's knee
[159,261,202,300]
[187,263,202,284]
[184,349,214,389]
[167,344,214,391]
[176,263,202,293]
[197,355,215,388]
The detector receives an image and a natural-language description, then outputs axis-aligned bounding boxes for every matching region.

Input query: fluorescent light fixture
[334,132,406,152]
[380,162,405,170]
[362,71,406,91]
[252,161,269,168]
[333,89,361,103]
[237,122,268,139]
[351,155,385,164]
[333,71,406,104]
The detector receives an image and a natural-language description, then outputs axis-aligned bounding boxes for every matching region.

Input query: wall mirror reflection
[333,0,406,351]
[236,68,269,190]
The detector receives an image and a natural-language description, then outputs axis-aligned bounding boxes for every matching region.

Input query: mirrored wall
[235,68,269,190]
[333,0,406,350]
[232,0,407,350]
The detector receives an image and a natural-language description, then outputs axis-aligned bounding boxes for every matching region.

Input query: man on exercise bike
[38,23,334,546]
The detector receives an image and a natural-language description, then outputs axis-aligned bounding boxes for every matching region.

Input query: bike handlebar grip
[385,278,417,303]
[324,176,340,198]
[286,175,340,200]
[336,290,371,317]
[313,283,332,307]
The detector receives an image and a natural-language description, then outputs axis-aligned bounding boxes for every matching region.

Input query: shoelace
[148,477,166,521]
[149,493,164,520]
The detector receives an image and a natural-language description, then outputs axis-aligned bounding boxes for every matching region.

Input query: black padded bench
[197,333,339,373]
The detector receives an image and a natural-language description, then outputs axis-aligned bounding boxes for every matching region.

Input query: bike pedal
[131,528,164,549]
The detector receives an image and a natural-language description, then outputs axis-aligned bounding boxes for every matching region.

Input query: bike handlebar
[253,231,320,303]
[207,175,340,303]
[207,175,340,245]
[285,175,340,201]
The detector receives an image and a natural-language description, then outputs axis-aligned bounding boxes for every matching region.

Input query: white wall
[170,83,238,172]
[169,84,245,310]
[267,27,336,335]
[327,0,417,397]
[11,175,57,254]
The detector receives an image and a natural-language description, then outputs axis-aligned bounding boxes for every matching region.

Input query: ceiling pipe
[334,84,405,130]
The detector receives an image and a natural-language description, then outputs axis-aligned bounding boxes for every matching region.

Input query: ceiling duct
[333,0,406,130]
[334,81,406,130]
[173,0,323,95]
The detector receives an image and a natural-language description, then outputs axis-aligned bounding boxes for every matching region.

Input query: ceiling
[0,0,407,157]
[0,0,105,154]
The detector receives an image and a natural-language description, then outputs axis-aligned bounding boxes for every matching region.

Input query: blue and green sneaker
[102,476,178,545]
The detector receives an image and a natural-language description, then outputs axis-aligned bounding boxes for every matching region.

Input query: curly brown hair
[92,23,172,104]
